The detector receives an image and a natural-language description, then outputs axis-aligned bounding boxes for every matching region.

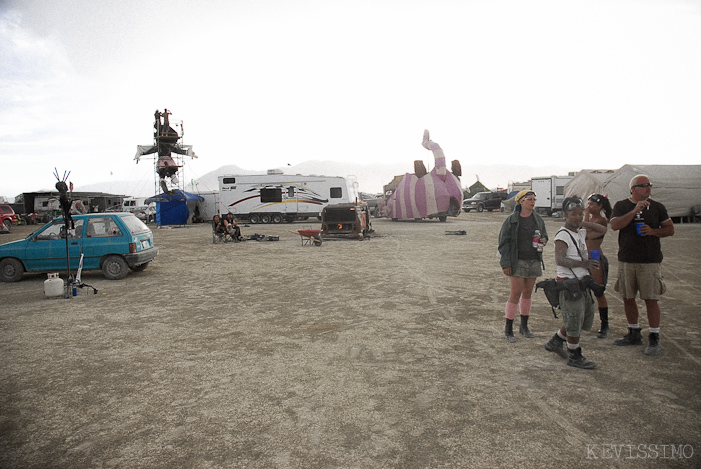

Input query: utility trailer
[218,173,355,224]
[320,202,373,239]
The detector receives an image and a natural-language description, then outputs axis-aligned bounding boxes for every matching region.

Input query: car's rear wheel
[102,255,128,280]
[130,262,149,272]
[0,258,24,282]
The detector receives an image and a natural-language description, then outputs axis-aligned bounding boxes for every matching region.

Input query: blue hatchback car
[0,213,159,282]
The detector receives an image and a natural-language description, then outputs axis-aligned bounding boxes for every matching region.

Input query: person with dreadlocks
[584,193,613,338]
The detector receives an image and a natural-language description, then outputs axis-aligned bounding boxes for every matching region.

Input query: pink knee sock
[520,298,532,317]
[505,301,518,320]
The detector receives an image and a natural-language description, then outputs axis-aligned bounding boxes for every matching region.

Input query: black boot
[613,327,643,346]
[567,347,598,369]
[519,315,534,338]
[644,332,662,355]
[597,307,609,338]
[544,333,568,358]
[504,318,516,343]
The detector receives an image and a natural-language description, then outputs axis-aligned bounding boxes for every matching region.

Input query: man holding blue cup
[610,175,675,355]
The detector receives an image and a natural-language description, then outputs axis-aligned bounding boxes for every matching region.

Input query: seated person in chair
[223,213,242,240]
[212,214,226,235]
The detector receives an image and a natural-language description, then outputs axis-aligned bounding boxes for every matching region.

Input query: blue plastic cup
[590,250,601,261]
[636,222,645,235]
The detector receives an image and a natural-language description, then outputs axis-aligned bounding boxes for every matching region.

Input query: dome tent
[145,190,204,225]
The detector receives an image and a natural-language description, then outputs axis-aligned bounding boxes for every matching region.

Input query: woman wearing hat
[584,193,612,338]
[497,190,548,342]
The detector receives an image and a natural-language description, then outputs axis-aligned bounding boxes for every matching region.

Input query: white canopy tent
[564,170,615,200]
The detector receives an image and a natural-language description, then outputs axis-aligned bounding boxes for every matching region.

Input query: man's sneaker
[544,333,568,359]
[567,347,598,369]
[613,327,643,346]
[644,332,662,355]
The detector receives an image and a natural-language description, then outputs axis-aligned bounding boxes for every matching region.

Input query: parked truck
[530,175,575,215]
[217,172,356,224]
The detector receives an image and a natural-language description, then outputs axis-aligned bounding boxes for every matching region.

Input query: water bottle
[533,230,542,251]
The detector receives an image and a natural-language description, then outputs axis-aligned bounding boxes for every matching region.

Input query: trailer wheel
[439,215,447,222]
[260,214,271,224]
[249,214,259,224]
[271,214,283,224]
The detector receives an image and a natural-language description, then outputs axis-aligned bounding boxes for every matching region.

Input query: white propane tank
[44,273,64,298]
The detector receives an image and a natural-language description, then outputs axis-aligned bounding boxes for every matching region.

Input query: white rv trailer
[218,173,356,223]
[531,175,575,215]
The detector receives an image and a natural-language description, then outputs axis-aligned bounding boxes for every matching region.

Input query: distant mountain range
[73,160,580,197]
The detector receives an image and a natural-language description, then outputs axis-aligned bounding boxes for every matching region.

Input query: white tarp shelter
[593,165,701,218]
[564,169,615,200]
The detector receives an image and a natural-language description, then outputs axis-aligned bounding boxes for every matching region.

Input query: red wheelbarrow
[293,229,322,246]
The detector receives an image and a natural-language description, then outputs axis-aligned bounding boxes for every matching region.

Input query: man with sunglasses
[610,174,674,355]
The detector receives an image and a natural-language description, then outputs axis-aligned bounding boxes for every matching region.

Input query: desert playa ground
[1,213,700,468]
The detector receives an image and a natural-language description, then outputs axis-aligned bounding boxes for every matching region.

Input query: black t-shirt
[517,214,539,260]
[612,198,669,263]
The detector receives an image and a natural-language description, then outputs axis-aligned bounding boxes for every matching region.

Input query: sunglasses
[588,194,604,203]
[523,197,536,202]
[633,183,652,188]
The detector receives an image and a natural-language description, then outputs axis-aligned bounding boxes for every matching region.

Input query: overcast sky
[1,0,700,198]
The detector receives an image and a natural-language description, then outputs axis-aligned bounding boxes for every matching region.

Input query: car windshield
[119,213,150,234]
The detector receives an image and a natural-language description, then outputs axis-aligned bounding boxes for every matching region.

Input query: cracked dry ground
[1,215,700,468]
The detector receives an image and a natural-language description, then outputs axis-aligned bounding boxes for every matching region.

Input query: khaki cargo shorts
[513,259,542,278]
[614,262,666,300]
[559,289,596,338]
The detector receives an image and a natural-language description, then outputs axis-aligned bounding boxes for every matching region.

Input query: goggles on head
[564,198,585,212]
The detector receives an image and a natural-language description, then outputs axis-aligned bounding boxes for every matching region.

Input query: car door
[23,218,85,271]
[81,216,127,269]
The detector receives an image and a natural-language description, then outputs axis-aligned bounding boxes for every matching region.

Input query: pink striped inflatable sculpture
[385,130,463,222]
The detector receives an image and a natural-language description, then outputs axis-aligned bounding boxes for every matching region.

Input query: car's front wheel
[102,255,128,280]
[2,219,11,232]
[0,258,24,282]
[477,204,484,212]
